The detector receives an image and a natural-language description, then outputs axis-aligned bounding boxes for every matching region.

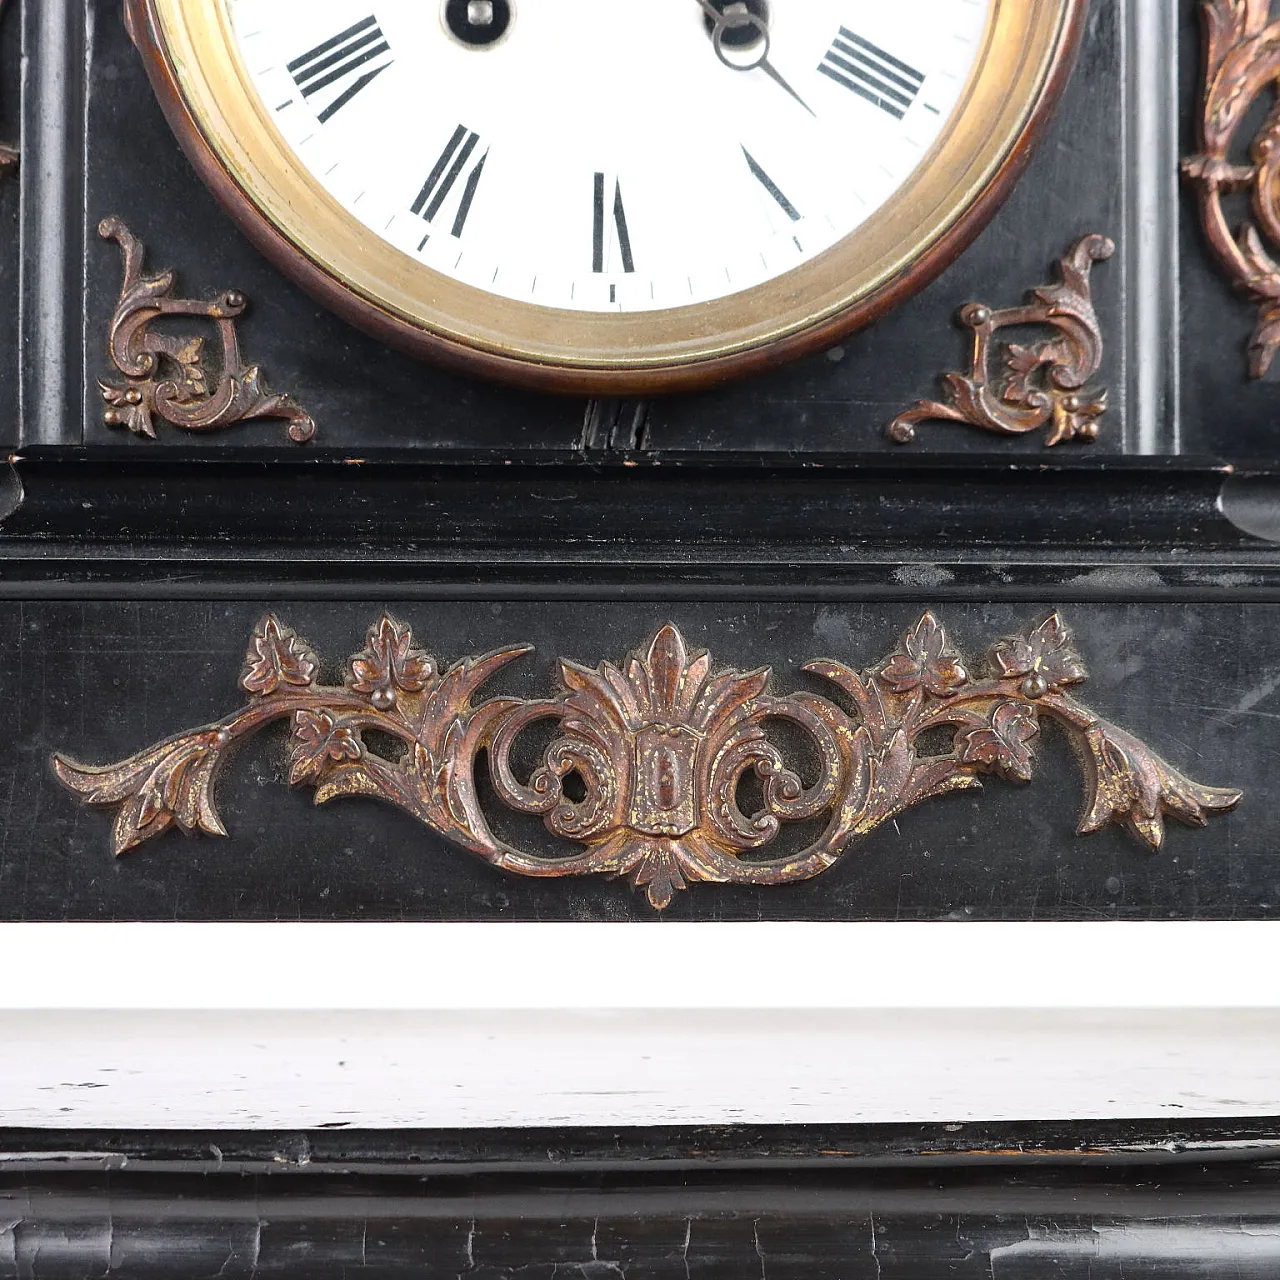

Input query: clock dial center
[702,0,769,51]
[443,0,510,47]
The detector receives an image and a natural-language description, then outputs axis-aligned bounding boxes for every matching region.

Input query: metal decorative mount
[1183,0,1280,378]
[97,217,315,442]
[889,235,1114,446]
[53,611,1240,910]
[0,0,17,174]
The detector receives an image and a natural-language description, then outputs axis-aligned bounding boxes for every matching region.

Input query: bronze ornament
[0,143,14,175]
[53,611,1241,911]
[889,234,1113,446]
[1184,0,1280,378]
[97,217,315,442]
[0,0,17,174]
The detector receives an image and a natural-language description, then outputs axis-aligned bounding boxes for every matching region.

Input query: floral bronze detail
[1183,0,1280,378]
[52,611,1240,910]
[97,217,315,442]
[889,235,1114,447]
[53,614,525,863]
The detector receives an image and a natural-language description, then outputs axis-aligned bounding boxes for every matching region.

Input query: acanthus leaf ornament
[1183,0,1280,377]
[349,616,435,706]
[487,623,843,909]
[97,218,316,442]
[889,235,1114,447]
[955,701,1040,783]
[52,612,1241,910]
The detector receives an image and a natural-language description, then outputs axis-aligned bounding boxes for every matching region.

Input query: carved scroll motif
[889,235,1114,446]
[53,611,1241,910]
[0,0,16,174]
[97,218,315,442]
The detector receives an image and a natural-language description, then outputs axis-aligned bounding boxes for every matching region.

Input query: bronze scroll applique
[1184,0,1280,377]
[889,235,1114,447]
[97,217,316,442]
[0,0,17,174]
[53,611,1240,910]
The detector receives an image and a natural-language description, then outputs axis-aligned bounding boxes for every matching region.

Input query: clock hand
[756,58,817,118]
[695,0,817,118]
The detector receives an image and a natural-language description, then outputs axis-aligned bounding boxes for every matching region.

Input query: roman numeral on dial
[593,174,634,274]
[818,28,924,120]
[288,16,393,123]
[412,125,489,240]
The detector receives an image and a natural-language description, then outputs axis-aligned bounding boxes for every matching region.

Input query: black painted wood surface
[4,7,1279,1256]
[26,0,1127,456]
[5,1124,1280,1279]
[0,595,1256,922]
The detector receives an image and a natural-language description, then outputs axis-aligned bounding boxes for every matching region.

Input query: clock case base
[3,1122,1280,1279]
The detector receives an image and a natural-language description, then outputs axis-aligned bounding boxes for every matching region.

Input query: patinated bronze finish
[53,611,1241,910]
[97,217,315,441]
[0,0,18,172]
[889,234,1113,446]
[1184,0,1280,377]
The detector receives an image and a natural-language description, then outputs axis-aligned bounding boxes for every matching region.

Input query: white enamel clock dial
[135,0,1082,389]
[229,0,991,314]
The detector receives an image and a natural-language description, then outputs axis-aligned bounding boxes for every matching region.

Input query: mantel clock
[5,0,1280,1254]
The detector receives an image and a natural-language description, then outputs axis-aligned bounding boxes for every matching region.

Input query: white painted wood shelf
[3,1008,1279,1130]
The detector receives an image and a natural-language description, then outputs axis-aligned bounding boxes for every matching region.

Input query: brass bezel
[137,0,1083,392]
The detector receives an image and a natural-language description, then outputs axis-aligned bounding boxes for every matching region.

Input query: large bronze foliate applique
[1184,0,1280,377]
[53,612,1240,910]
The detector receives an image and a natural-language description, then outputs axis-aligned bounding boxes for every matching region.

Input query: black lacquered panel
[16,0,1278,463]
[4,1123,1280,1279]
[1,596,1259,923]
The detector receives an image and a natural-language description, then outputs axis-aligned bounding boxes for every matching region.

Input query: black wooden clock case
[3,0,1271,925]
[3,5,1280,1272]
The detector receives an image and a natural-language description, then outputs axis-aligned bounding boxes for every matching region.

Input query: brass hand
[695,0,817,118]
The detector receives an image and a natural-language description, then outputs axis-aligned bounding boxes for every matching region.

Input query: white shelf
[3,1007,1279,1129]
